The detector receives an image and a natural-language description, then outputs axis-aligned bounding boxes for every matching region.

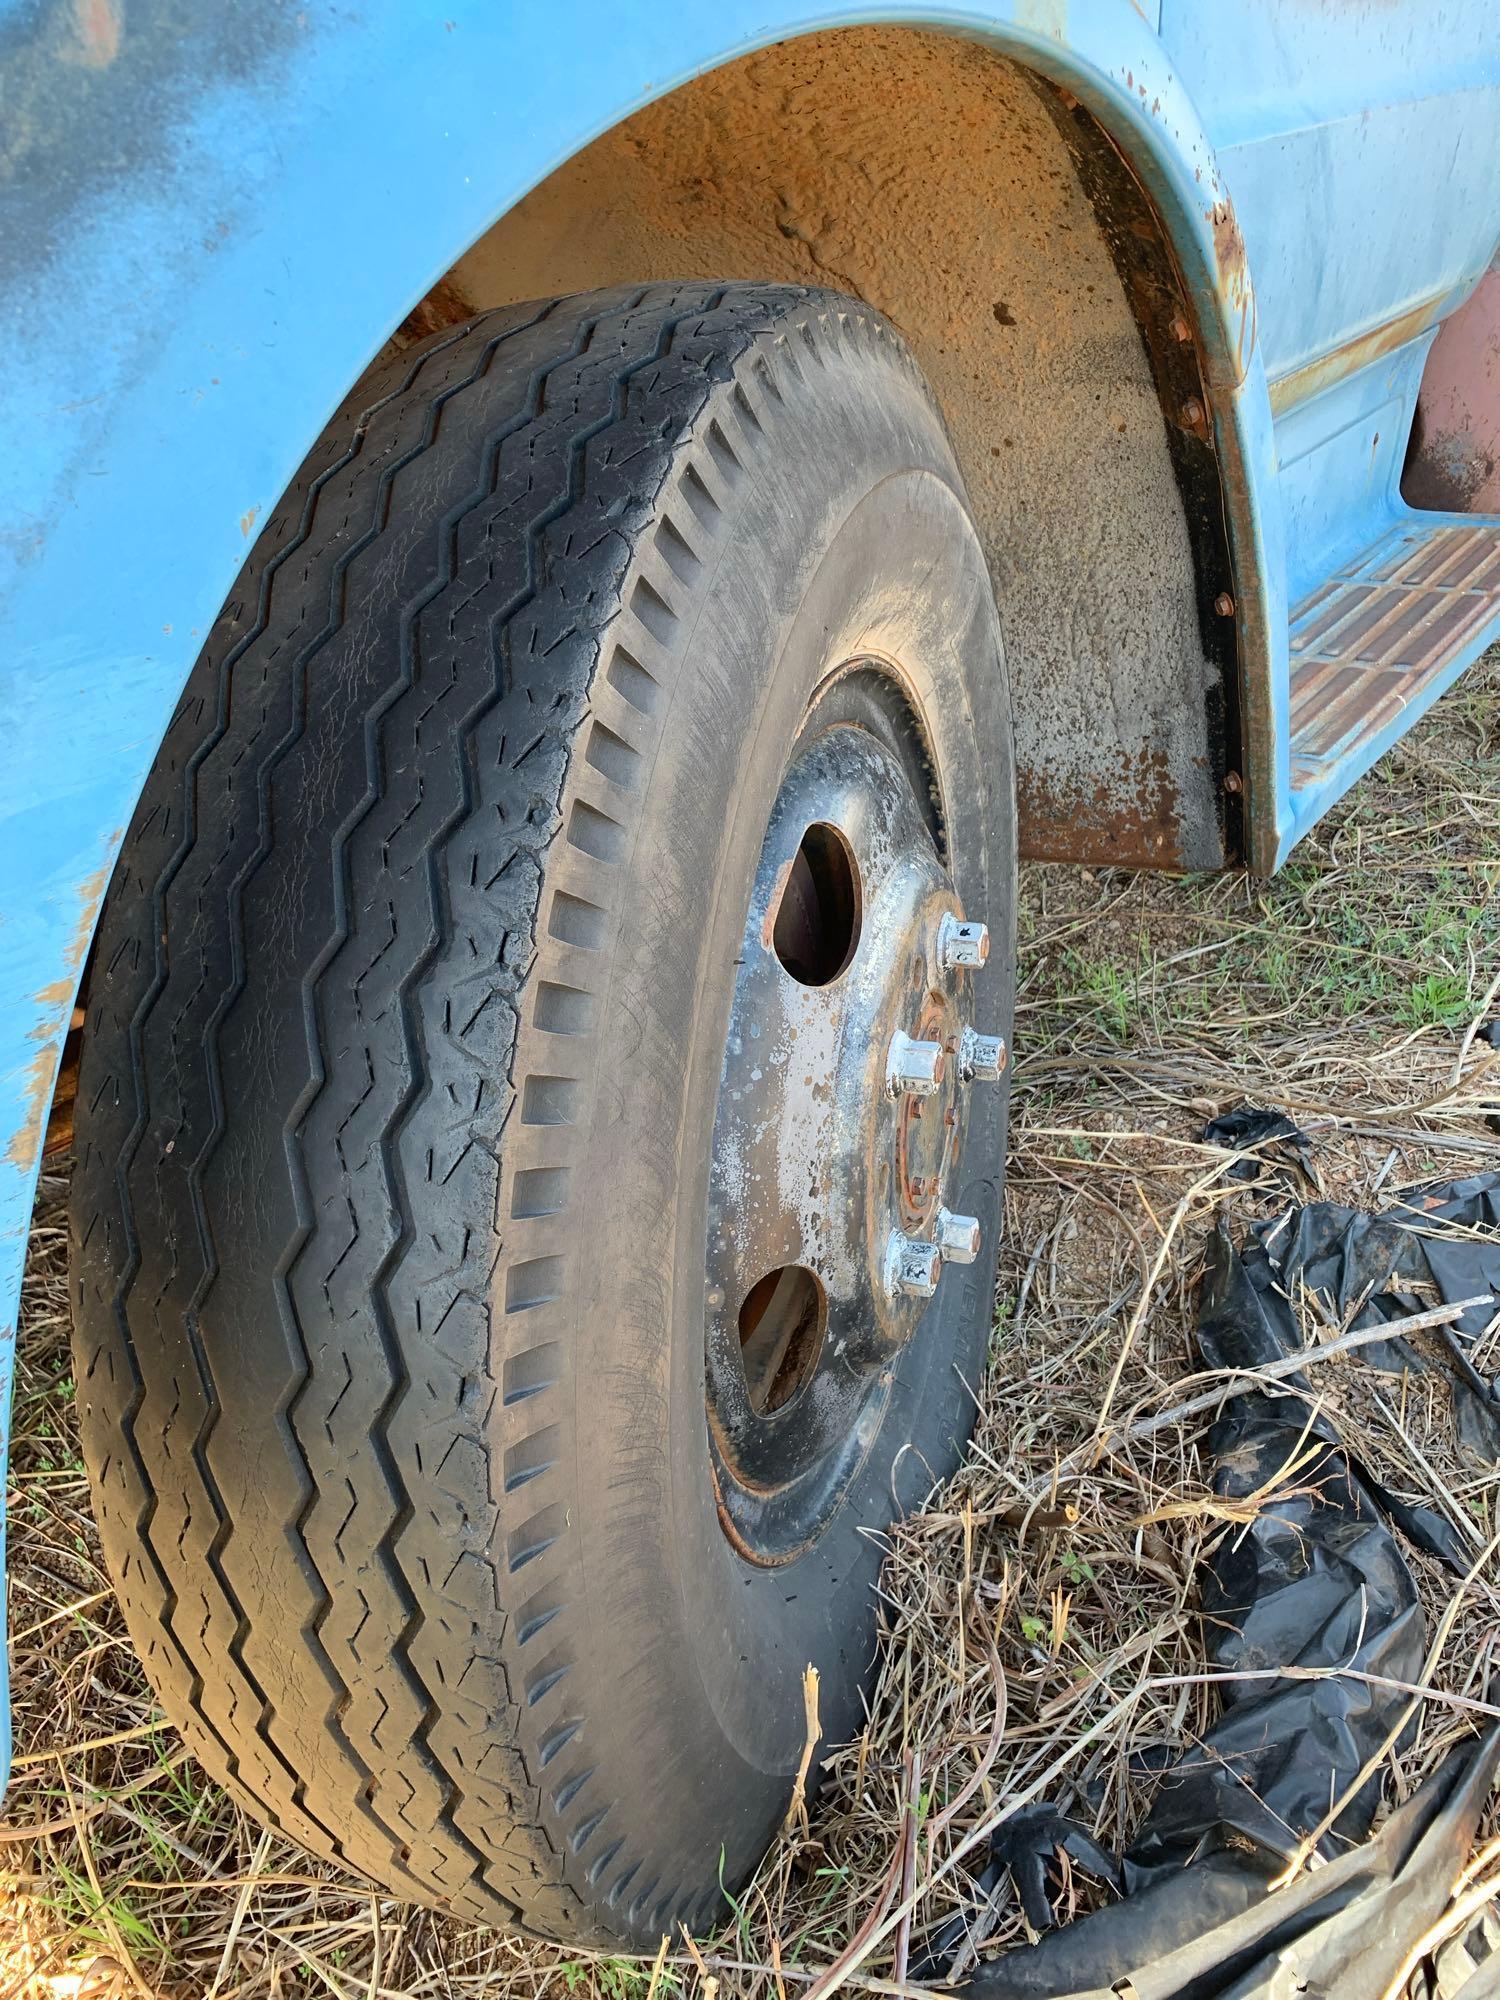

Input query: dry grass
[4,648,1499,1999]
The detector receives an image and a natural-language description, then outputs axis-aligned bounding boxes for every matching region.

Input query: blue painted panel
[1161,0,1500,379]
[1164,0,1499,876]
[1275,343,1432,604]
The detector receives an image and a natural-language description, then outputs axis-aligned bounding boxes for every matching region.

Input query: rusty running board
[1286,520,1500,841]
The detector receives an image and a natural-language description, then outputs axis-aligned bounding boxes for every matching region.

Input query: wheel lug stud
[936,1208,981,1263]
[958,1027,1007,1082]
[938,913,990,969]
[887,1030,946,1097]
[886,1231,942,1298]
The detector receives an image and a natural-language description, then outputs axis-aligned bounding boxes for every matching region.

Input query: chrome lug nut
[886,1231,942,1298]
[936,1208,981,1263]
[958,1027,1007,1082]
[887,1029,946,1097]
[938,913,990,970]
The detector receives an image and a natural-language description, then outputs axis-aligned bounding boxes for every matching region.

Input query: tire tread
[72,284,901,1936]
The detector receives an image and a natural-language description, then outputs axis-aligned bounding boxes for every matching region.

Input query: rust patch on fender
[1207,196,1256,381]
[1210,199,1247,293]
[1018,749,1188,871]
[7,855,113,1173]
[1404,266,1500,514]
[1039,92,1245,871]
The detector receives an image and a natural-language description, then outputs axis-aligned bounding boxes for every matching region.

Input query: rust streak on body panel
[1268,293,1447,416]
[6,856,112,1173]
[1208,197,1256,380]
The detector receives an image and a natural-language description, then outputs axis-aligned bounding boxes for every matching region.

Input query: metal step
[1288,521,1500,801]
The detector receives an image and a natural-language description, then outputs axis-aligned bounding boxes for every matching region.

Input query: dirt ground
[3,648,1498,1999]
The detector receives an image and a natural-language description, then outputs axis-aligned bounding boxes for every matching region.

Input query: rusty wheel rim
[704,671,1003,1562]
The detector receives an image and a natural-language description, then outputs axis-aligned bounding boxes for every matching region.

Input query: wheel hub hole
[772,822,860,986]
[738,1264,826,1414]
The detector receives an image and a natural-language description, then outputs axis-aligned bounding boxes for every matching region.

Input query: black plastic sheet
[1251,1172,1500,1461]
[965,1732,1500,2000]
[1201,1106,1316,1190]
[954,1172,1500,2000]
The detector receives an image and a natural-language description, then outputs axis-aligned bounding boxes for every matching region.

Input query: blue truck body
[1,0,1497,1779]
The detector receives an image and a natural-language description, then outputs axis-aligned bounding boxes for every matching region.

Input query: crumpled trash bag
[965,1730,1500,2000]
[1215,1198,1481,1574]
[952,1174,1500,1999]
[920,1804,1124,1959]
[1201,1106,1316,1190]
[1127,1223,1431,1876]
[1252,1171,1500,1461]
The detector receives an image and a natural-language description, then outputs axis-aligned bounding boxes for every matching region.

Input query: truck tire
[69,282,1014,1945]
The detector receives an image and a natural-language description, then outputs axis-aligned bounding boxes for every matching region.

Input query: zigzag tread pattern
[69,282,904,1939]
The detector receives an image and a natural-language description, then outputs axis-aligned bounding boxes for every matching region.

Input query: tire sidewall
[547,327,1015,1922]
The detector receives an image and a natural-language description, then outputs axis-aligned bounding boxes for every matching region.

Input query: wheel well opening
[390,25,1240,874]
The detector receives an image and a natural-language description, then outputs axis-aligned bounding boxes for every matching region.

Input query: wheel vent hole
[737,1265,826,1416]
[772,822,860,986]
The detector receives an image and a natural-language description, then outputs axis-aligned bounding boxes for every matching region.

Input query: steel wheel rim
[704,669,1005,1562]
